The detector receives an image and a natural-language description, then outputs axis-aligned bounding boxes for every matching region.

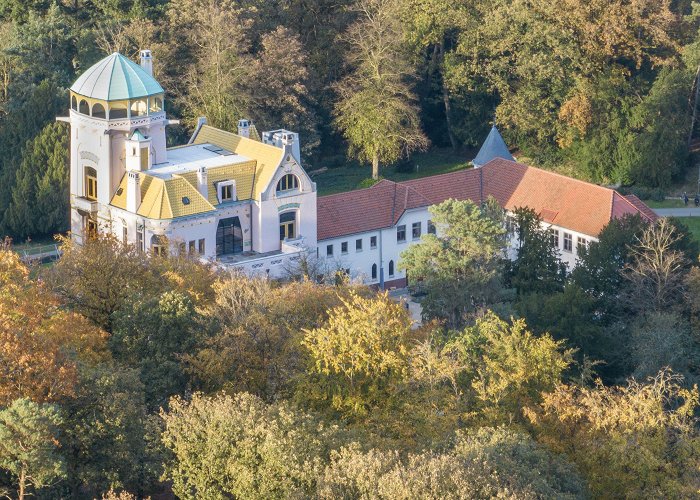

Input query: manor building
[59,51,656,282]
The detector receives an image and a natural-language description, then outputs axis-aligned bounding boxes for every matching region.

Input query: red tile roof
[317,159,657,240]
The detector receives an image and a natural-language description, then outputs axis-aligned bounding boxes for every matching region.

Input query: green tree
[4,121,69,238]
[0,398,66,500]
[334,0,428,179]
[400,198,506,329]
[161,392,341,500]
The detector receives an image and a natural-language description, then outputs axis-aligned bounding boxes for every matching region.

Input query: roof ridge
[491,159,614,195]
[402,181,432,207]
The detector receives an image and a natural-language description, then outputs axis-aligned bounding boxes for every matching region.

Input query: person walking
[684,192,689,206]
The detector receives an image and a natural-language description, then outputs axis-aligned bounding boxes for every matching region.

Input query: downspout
[379,229,384,290]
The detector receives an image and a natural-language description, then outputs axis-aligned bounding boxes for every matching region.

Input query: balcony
[72,196,98,213]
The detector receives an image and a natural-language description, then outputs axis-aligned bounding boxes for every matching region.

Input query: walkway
[653,208,700,217]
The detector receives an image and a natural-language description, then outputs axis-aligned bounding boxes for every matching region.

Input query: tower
[65,52,167,243]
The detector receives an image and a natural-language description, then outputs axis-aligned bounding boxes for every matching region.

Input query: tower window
[276,174,299,193]
[79,99,89,115]
[130,99,147,117]
[92,103,106,119]
[110,102,128,119]
[71,95,77,110]
[84,167,97,200]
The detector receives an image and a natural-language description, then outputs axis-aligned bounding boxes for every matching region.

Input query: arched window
[276,174,299,193]
[110,102,128,119]
[279,211,296,241]
[84,166,97,200]
[388,260,394,277]
[371,263,377,280]
[150,96,163,113]
[71,95,77,110]
[151,234,167,257]
[92,103,106,119]
[79,99,89,115]
[130,99,147,117]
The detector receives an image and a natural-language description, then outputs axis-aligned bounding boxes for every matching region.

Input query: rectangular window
[86,218,98,238]
[85,173,97,200]
[198,238,205,255]
[221,184,233,201]
[326,244,333,257]
[341,241,348,254]
[397,225,406,242]
[370,236,377,249]
[122,225,128,244]
[427,220,436,234]
[577,236,587,252]
[550,229,559,248]
[563,232,573,252]
[140,147,149,170]
[189,240,196,254]
[412,222,421,239]
[356,239,363,252]
[137,227,144,252]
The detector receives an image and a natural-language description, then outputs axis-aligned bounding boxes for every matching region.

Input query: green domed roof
[70,52,163,101]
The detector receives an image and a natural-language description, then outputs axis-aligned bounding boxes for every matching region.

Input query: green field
[674,217,700,244]
[644,198,687,208]
[312,148,470,196]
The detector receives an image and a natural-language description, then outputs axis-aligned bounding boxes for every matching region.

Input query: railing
[17,243,62,264]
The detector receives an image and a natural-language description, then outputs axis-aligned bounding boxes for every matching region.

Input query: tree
[334,0,428,179]
[399,198,506,329]
[3,121,69,238]
[508,207,566,295]
[447,312,573,423]
[528,369,700,498]
[0,398,66,500]
[318,427,585,498]
[161,392,341,499]
[301,291,412,418]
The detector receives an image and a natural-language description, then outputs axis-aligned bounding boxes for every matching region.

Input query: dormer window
[276,173,299,193]
[217,180,236,203]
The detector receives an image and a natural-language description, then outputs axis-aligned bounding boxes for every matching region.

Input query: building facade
[59,51,317,277]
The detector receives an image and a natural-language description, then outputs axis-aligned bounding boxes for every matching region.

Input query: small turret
[140,49,153,77]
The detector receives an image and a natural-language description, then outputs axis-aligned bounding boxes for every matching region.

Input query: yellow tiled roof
[192,125,284,197]
[177,161,256,206]
[110,171,215,220]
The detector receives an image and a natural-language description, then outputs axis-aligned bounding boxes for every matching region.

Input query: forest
[2,199,700,498]
[2,0,700,238]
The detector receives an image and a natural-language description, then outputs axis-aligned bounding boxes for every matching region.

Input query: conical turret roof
[473,125,514,167]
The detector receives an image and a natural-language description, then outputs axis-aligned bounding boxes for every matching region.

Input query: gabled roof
[70,52,164,101]
[473,126,515,167]
[191,125,284,198]
[130,129,148,141]
[317,159,656,241]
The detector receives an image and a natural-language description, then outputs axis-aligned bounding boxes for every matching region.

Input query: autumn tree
[301,291,412,418]
[334,0,428,179]
[399,198,506,328]
[161,392,342,499]
[0,399,66,500]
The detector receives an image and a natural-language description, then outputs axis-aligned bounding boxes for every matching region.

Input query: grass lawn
[675,217,700,244]
[312,148,470,196]
[645,198,687,209]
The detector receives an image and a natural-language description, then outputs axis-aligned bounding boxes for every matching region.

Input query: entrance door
[216,217,243,256]
[279,211,296,241]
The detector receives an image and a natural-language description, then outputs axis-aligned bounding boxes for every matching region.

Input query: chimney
[127,171,141,213]
[238,119,250,138]
[197,166,208,199]
[139,49,153,76]
[280,131,301,163]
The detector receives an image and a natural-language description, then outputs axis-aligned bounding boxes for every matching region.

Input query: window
[136,227,144,252]
[412,222,421,239]
[216,217,243,255]
[341,241,348,254]
[150,96,163,113]
[109,102,128,119]
[79,99,89,115]
[92,103,106,119]
[71,95,77,110]
[86,218,98,238]
[371,263,377,280]
[356,239,363,252]
[397,225,406,242]
[178,242,186,256]
[189,240,196,254]
[85,167,97,200]
[122,225,128,243]
[370,236,377,249]
[140,147,149,170]
[151,235,167,257]
[326,244,333,257]
[577,236,587,253]
[280,211,296,241]
[550,229,559,248]
[130,99,147,117]
[198,238,205,255]
[505,216,516,235]
[563,232,573,252]
[389,260,395,277]
[427,220,436,234]
[217,181,236,203]
[276,174,299,193]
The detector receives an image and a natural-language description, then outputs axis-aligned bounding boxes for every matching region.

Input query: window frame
[563,232,573,252]
[341,241,348,254]
[550,228,560,248]
[355,239,363,252]
[85,167,98,201]
[370,236,377,249]
[412,222,421,240]
[326,244,333,257]
[397,225,406,243]
[276,173,300,194]
[427,220,436,235]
